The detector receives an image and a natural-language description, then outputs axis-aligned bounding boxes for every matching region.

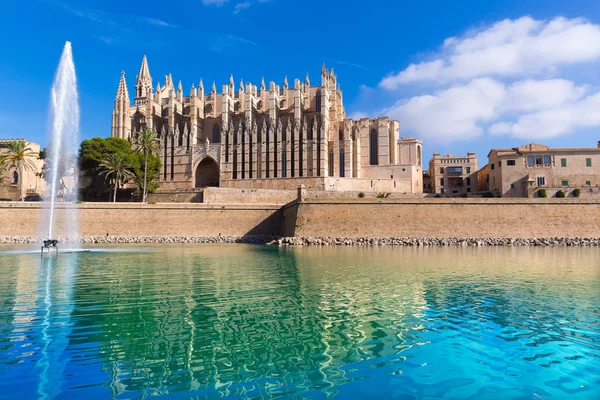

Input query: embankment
[282,198,600,239]
[1,198,599,244]
[0,202,282,237]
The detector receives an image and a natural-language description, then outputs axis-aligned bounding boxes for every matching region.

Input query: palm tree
[99,153,135,202]
[133,129,160,203]
[0,153,7,184]
[4,140,38,201]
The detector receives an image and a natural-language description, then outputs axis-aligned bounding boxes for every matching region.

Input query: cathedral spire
[115,71,130,104]
[135,55,152,99]
[260,77,266,91]
[283,76,288,89]
[305,73,310,87]
[211,81,217,95]
[199,79,204,92]
[136,55,151,85]
[239,79,244,93]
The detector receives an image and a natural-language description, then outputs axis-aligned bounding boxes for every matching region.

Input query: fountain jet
[41,42,80,243]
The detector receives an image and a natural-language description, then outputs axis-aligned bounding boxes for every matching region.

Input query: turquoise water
[0,245,598,399]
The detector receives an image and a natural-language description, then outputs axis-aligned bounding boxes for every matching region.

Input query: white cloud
[202,0,229,5]
[379,78,592,142]
[383,78,506,141]
[234,2,251,14]
[490,92,600,139]
[353,16,600,144]
[380,16,600,89]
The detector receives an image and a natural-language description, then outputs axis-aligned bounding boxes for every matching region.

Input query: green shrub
[537,188,547,198]
[556,190,566,198]
[573,188,581,198]
[482,191,495,198]
[375,192,391,198]
[358,192,365,198]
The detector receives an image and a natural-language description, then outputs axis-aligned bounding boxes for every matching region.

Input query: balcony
[446,167,463,176]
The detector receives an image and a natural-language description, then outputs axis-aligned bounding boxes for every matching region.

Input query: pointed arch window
[369,129,378,165]
[12,171,18,184]
[315,90,321,111]
[339,148,345,177]
[212,124,220,143]
[329,148,334,176]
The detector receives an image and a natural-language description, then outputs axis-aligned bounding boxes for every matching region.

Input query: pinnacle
[116,71,130,101]
[137,54,152,86]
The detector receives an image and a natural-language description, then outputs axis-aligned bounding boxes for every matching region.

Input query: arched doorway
[195,157,219,188]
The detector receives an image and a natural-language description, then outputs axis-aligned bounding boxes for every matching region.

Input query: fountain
[40,42,80,247]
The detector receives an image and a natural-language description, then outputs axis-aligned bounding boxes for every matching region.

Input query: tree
[79,137,133,172]
[133,129,160,202]
[0,154,7,184]
[4,140,38,201]
[79,137,160,201]
[98,152,135,202]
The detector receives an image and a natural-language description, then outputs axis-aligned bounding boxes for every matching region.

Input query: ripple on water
[0,245,598,399]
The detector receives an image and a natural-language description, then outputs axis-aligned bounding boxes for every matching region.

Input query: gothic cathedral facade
[112,56,424,193]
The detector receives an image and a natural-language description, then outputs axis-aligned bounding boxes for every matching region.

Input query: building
[476,164,490,192]
[0,139,45,201]
[488,142,600,197]
[422,171,432,193]
[111,56,424,193]
[428,152,478,194]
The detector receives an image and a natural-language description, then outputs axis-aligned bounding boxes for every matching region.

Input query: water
[0,245,598,399]
[42,41,80,240]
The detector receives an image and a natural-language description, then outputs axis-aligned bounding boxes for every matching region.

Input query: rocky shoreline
[1,236,599,247]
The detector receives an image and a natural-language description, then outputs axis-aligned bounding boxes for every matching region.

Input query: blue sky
[2,0,600,167]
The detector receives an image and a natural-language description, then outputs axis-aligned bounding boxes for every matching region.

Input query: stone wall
[1,198,599,240]
[283,198,600,238]
[0,203,283,237]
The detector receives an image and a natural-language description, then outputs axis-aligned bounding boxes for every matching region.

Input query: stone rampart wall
[0,203,282,237]
[283,198,600,238]
[1,199,599,240]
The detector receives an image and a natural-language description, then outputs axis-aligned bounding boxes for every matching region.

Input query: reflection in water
[0,245,598,399]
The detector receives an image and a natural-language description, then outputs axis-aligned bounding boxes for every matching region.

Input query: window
[537,176,546,186]
[466,177,471,185]
[507,159,516,166]
[510,183,515,189]
[498,161,501,167]
[543,155,551,166]
[12,171,18,184]
[447,167,463,174]
[561,158,567,167]
[586,158,592,167]
[466,167,471,173]
[369,129,378,165]
[212,124,220,143]
[440,178,444,186]
[467,188,471,193]
[315,90,321,111]
[562,180,569,187]
[491,164,495,170]
[586,180,591,186]
[339,149,345,177]
[440,167,444,173]
[535,155,543,166]
[527,156,535,166]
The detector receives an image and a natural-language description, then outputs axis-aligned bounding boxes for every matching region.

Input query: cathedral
[112,56,423,193]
